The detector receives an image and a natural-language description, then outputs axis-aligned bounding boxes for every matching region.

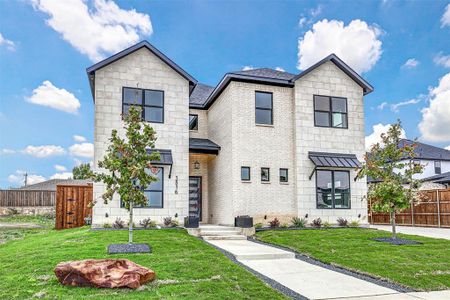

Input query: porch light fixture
[194,161,200,170]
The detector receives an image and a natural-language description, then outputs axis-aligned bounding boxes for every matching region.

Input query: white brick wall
[189,108,208,139]
[294,61,368,224]
[92,47,190,226]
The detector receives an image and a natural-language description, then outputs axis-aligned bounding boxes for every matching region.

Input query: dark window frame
[316,169,351,209]
[279,168,288,183]
[255,91,273,125]
[189,114,199,130]
[121,167,164,209]
[122,87,165,124]
[261,167,270,182]
[313,95,348,129]
[435,161,442,174]
[241,166,251,181]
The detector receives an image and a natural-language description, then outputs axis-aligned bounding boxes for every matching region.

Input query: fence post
[437,189,441,228]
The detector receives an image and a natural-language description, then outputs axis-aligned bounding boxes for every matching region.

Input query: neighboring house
[87,40,372,226]
[16,179,92,191]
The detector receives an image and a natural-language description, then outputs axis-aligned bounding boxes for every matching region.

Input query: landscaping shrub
[103,223,112,228]
[163,217,173,227]
[311,218,322,228]
[323,221,331,228]
[139,218,153,229]
[291,217,307,228]
[281,223,289,228]
[349,220,360,228]
[336,217,348,227]
[6,208,19,216]
[171,219,179,227]
[269,218,280,228]
[254,223,263,229]
[112,218,125,229]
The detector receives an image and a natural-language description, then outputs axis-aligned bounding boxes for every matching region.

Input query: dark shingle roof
[231,68,296,81]
[189,138,220,154]
[422,171,450,184]
[17,179,92,191]
[399,139,450,161]
[189,83,215,107]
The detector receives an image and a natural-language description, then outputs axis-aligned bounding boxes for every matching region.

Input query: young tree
[72,163,92,179]
[93,106,160,244]
[357,122,423,239]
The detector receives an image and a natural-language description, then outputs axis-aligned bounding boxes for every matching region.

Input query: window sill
[280,182,289,185]
[261,181,271,184]
[256,124,274,128]
[241,181,252,183]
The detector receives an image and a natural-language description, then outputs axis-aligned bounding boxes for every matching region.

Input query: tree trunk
[129,202,133,244]
[390,210,397,239]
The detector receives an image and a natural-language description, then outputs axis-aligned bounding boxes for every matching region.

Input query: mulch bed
[107,243,151,254]
[371,237,422,245]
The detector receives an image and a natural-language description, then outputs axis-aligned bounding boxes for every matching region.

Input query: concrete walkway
[371,225,450,240]
[207,239,400,299]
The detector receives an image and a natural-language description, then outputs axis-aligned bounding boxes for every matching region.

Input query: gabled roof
[232,68,296,81]
[189,83,215,108]
[17,179,92,191]
[292,54,374,95]
[87,41,197,100]
[399,139,450,161]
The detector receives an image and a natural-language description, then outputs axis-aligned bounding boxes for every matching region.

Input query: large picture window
[314,95,347,128]
[255,91,273,125]
[316,170,350,209]
[122,87,164,123]
[120,167,164,208]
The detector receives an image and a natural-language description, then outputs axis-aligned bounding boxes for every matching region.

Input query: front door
[189,177,202,221]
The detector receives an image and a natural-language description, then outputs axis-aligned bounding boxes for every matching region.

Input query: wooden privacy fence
[55,184,93,230]
[0,190,56,207]
[369,188,450,228]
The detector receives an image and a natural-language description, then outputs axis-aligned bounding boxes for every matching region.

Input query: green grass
[0,226,286,300]
[0,214,55,227]
[256,228,450,291]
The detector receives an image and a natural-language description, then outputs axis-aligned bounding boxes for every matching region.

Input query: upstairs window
[123,87,164,123]
[255,91,273,125]
[435,161,441,174]
[314,95,347,128]
[241,167,250,181]
[279,168,288,183]
[189,114,198,130]
[261,168,270,182]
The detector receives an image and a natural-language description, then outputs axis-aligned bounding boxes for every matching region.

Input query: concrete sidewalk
[371,225,450,240]
[207,239,399,299]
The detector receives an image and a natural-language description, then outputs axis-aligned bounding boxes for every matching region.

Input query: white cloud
[50,172,73,179]
[377,102,388,110]
[298,5,323,28]
[275,67,285,72]
[390,98,422,112]
[73,135,87,142]
[434,53,450,68]
[31,0,152,62]
[8,170,46,186]
[365,123,407,151]
[69,142,94,158]
[22,145,65,158]
[0,33,15,51]
[441,4,450,28]
[26,81,81,114]
[297,19,383,74]
[242,66,255,71]
[446,145,450,151]
[419,73,450,142]
[54,164,67,172]
[402,58,419,69]
[0,148,15,155]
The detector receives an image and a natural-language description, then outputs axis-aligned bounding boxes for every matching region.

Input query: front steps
[198,225,247,241]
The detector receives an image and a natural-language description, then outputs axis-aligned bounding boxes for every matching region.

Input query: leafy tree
[93,106,160,244]
[72,163,92,180]
[357,122,423,239]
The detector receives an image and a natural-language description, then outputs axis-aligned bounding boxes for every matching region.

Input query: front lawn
[0,227,286,299]
[256,228,450,291]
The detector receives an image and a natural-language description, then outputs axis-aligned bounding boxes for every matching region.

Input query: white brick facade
[90,43,369,227]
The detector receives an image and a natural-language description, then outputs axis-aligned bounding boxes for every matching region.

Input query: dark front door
[189,177,202,221]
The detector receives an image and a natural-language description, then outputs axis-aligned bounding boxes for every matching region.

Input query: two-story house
[87,41,373,226]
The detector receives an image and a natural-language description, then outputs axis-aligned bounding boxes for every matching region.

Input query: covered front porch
[189,138,220,224]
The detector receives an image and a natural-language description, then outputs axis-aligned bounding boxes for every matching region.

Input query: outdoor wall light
[194,161,200,170]
[105,213,109,218]
[358,214,361,218]
[175,213,178,218]
[305,213,308,218]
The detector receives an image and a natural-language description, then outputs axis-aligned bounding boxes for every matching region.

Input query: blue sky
[1,0,450,188]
